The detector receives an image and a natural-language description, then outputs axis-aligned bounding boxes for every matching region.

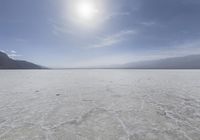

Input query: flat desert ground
[0,70,200,140]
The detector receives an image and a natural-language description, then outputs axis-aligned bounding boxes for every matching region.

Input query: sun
[76,1,98,20]
[65,0,103,27]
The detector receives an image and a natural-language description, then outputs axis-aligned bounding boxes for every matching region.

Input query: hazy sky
[1,0,200,67]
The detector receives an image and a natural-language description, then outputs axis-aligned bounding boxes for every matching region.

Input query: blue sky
[1,0,200,67]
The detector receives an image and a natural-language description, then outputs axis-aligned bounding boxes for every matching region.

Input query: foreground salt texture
[0,70,200,140]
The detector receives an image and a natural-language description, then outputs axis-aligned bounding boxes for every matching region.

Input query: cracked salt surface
[0,70,200,140]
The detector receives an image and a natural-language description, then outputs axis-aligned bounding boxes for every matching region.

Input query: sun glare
[76,1,98,20]
[66,0,104,27]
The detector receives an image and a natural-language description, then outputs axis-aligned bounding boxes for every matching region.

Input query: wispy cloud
[132,39,200,62]
[8,50,21,59]
[101,11,131,23]
[50,10,131,36]
[8,54,21,59]
[91,30,136,48]
[77,39,200,67]
[106,12,130,19]
[52,23,75,36]
[49,18,77,37]
[0,49,21,58]
[15,38,28,43]
[154,40,200,57]
[140,21,156,27]
[11,50,16,54]
[0,50,6,53]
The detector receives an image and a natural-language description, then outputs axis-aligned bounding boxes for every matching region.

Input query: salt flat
[0,70,200,140]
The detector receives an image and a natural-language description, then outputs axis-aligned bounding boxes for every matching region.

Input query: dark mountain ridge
[0,51,43,69]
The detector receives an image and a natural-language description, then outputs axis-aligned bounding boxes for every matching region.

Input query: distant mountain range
[0,51,43,69]
[1,50,200,69]
[117,54,200,69]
